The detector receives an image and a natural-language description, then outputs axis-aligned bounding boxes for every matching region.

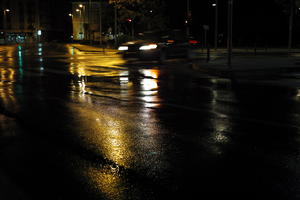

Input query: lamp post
[99,0,102,45]
[114,4,117,46]
[78,4,86,40]
[288,0,295,52]
[186,0,191,36]
[3,9,10,43]
[76,8,83,40]
[213,0,218,50]
[227,0,233,67]
[89,0,92,43]
[69,13,74,41]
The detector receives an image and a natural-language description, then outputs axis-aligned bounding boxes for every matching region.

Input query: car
[118,30,201,63]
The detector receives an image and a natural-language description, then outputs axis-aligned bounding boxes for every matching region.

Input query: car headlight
[118,46,129,51]
[139,44,158,51]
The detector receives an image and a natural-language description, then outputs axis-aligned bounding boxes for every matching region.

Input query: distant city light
[69,13,73,17]
[5,9,10,12]
[212,3,217,7]
[79,4,83,8]
[76,9,80,12]
[37,30,42,36]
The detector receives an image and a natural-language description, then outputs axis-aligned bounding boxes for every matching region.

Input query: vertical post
[131,20,134,39]
[214,0,218,50]
[3,10,7,42]
[227,0,233,67]
[36,0,40,42]
[186,0,190,36]
[3,9,10,43]
[99,0,102,45]
[89,0,92,43]
[114,4,117,46]
[288,0,295,52]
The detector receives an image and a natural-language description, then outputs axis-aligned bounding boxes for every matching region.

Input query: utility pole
[186,0,190,36]
[288,0,295,52]
[89,0,92,43]
[114,4,117,46]
[227,0,233,67]
[3,9,10,43]
[214,0,218,50]
[36,0,40,42]
[99,0,102,45]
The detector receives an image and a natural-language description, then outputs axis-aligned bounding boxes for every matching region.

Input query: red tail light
[189,40,199,44]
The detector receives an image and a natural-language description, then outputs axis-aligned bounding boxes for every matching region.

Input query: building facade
[72,1,103,41]
[0,0,70,44]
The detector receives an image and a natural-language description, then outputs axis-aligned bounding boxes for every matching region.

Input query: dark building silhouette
[0,0,71,43]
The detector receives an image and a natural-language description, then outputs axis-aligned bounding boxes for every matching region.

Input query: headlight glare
[139,44,158,50]
[118,46,129,51]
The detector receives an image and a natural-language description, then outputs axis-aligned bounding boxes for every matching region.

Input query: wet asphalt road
[1,44,300,200]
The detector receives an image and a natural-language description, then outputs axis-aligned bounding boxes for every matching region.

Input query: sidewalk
[191,54,300,77]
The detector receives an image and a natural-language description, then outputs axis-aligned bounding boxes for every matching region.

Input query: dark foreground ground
[1,44,300,200]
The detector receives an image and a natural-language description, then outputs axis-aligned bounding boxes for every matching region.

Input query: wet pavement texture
[1,44,300,200]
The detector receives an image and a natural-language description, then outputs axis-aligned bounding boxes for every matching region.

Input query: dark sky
[165,0,296,46]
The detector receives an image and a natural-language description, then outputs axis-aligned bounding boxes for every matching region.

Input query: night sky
[165,0,298,47]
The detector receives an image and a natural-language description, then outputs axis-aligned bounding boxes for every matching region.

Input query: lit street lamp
[127,18,134,39]
[213,0,218,50]
[77,4,86,40]
[76,8,84,40]
[3,9,10,43]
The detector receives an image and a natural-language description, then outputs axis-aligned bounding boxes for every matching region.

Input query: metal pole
[99,0,102,45]
[288,0,295,51]
[114,4,117,46]
[186,0,190,36]
[89,0,92,43]
[227,0,233,67]
[3,10,7,42]
[131,21,134,39]
[214,0,218,50]
[36,0,40,42]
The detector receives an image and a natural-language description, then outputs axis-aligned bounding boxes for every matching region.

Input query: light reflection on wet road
[1,44,300,200]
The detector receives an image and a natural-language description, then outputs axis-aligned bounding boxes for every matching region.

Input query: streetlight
[76,8,84,40]
[186,0,191,36]
[88,0,92,43]
[127,18,134,38]
[77,4,86,40]
[3,9,10,43]
[213,0,218,50]
[99,0,103,45]
[227,0,233,67]
[288,0,295,51]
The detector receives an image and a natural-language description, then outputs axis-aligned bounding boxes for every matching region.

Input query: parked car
[118,30,201,63]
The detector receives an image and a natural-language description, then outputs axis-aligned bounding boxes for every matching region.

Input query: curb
[191,62,300,78]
